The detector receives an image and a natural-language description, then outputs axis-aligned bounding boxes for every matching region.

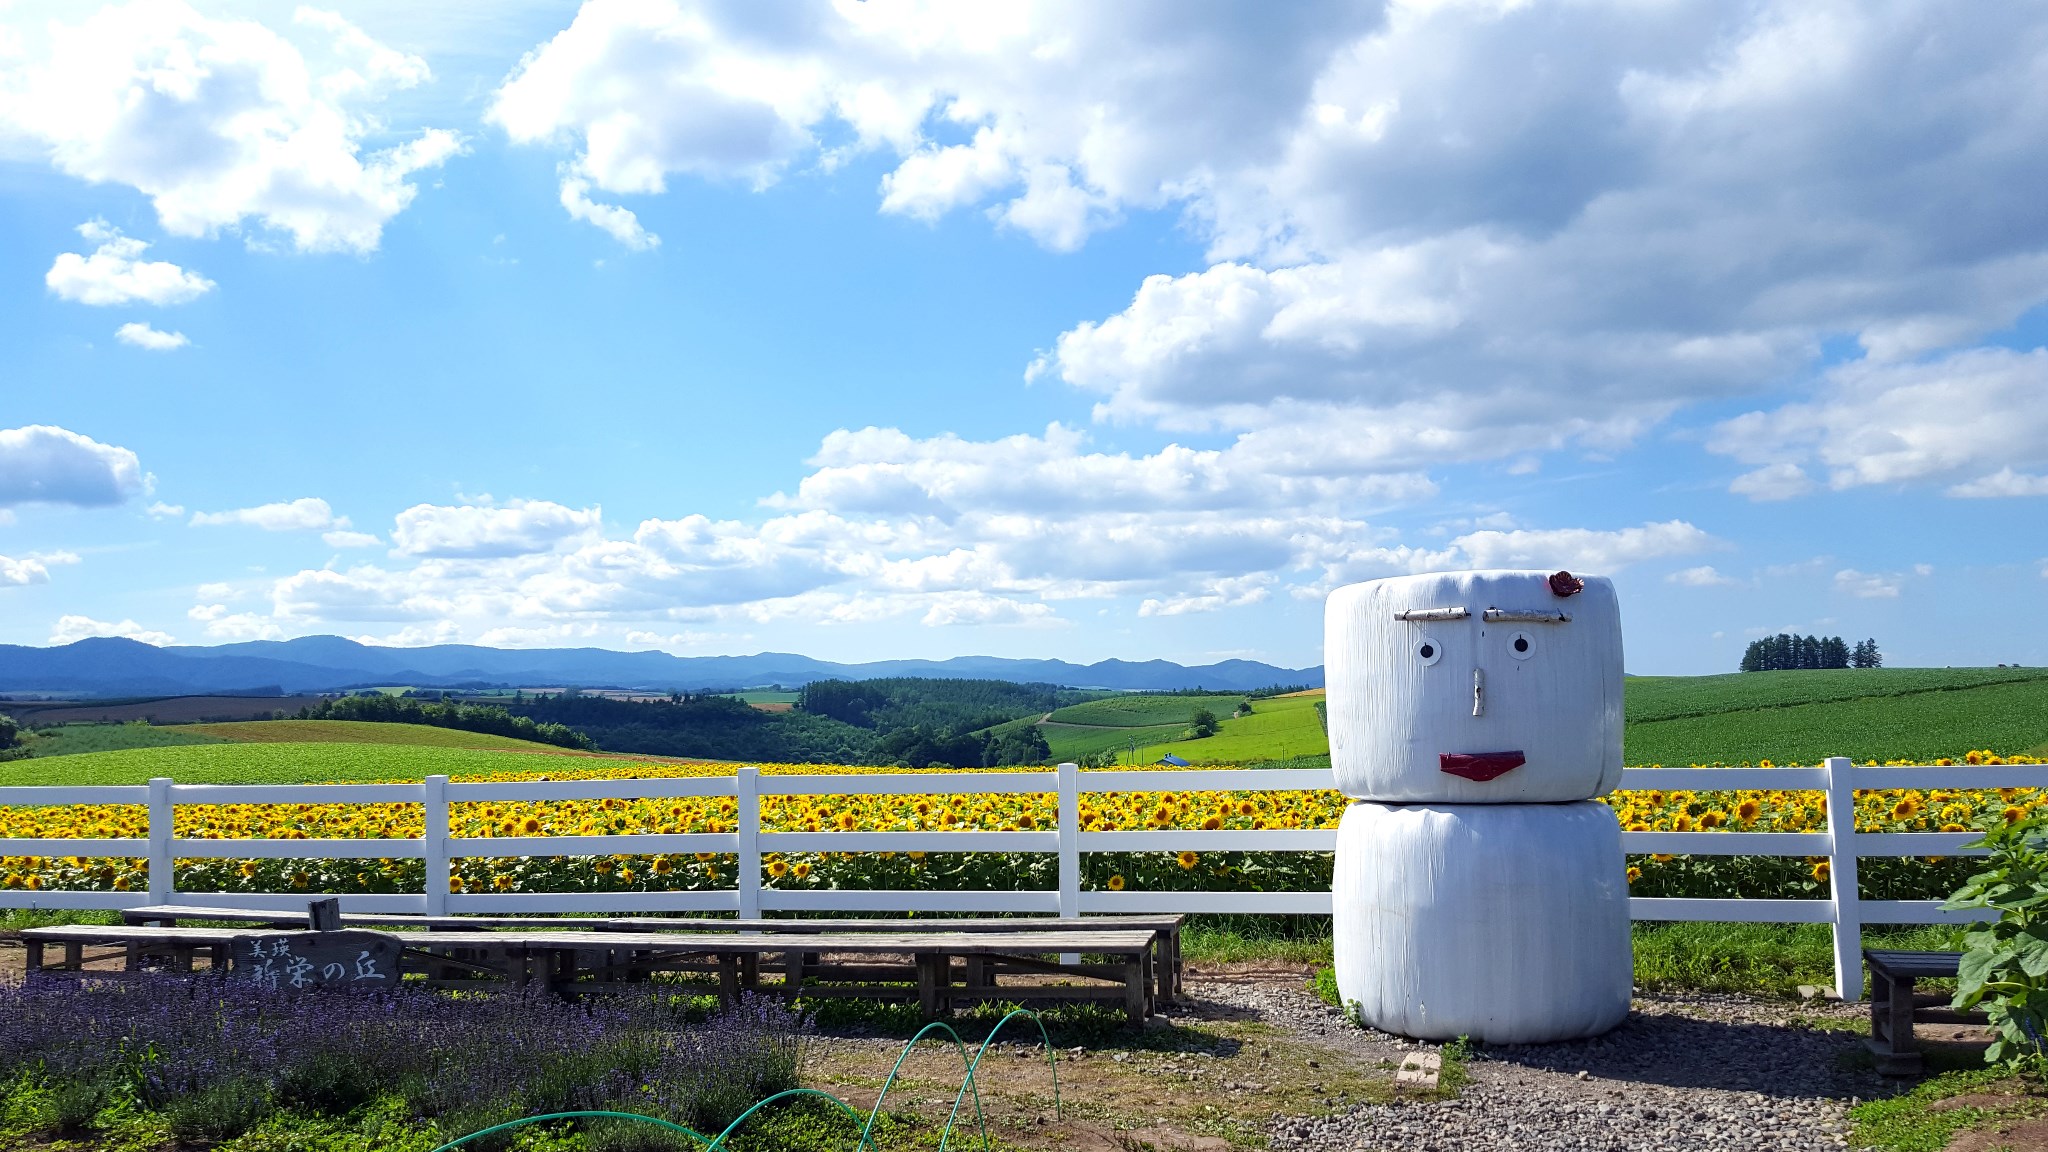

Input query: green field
[727,689,801,705]
[1623,670,2048,765]
[0,740,629,786]
[1129,692,1328,765]
[1043,694,1248,727]
[184,719,575,752]
[17,722,227,758]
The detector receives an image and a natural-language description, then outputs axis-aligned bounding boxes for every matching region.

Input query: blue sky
[2,1,2045,675]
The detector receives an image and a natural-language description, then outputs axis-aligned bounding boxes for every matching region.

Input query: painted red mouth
[1439,751,1526,782]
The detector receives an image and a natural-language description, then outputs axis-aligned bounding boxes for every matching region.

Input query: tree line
[1739,634,1882,672]
[299,694,594,749]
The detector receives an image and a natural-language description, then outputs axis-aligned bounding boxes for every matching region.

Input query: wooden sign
[232,931,402,990]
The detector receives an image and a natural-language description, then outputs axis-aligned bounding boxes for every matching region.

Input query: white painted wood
[0,891,150,910]
[1078,768,1338,792]
[1849,765,2048,789]
[1630,897,1835,923]
[147,777,173,904]
[448,833,738,856]
[449,777,738,802]
[759,830,1056,853]
[168,783,425,804]
[171,838,427,859]
[1619,767,1832,789]
[1326,571,1624,803]
[762,889,1059,913]
[1825,757,1864,1002]
[1334,801,1632,1043]
[1080,829,1338,851]
[1080,890,1334,914]
[1057,762,1080,919]
[0,839,148,856]
[1622,831,1831,856]
[167,891,430,914]
[1858,900,1997,924]
[763,771,1058,796]
[423,775,450,917]
[0,786,148,804]
[451,890,740,914]
[736,767,761,919]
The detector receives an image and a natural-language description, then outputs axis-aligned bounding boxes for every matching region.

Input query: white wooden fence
[1,756,2037,1000]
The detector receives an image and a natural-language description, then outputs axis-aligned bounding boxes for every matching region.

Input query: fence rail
[2,756,2039,999]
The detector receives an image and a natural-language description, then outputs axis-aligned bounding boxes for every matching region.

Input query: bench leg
[1124,954,1149,1025]
[25,940,44,979]
[783,949,805,1000]
[1865,971,1924,1075]
[717,954,741,1007]
[917,953,945,1021]
[63,942,83,973]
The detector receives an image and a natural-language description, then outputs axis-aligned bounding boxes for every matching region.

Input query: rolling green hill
[0,741,600,786]
[1043,694,1247,727]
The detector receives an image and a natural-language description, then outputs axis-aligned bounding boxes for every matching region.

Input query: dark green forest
[298,694,593,750]
[492,678,1106,767]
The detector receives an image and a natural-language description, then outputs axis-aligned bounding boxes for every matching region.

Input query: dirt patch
[1945,1110,2048,1152]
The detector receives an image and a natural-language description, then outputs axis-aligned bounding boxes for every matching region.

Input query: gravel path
[1181,975,1884,1151]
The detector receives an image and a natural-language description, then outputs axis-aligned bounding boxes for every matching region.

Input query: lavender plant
[0,978,807,1142]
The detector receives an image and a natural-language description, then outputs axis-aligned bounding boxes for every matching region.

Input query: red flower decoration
[1548,570,1585,597]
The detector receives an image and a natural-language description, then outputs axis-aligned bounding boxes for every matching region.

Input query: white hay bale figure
[1326,570,1623,803]
[1332,801,1632,1042]
[1326,569,1631,1042]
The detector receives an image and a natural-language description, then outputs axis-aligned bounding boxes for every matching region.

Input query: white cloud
[115,321,189,351]
[191,497,347,531]
[1139,574,1274,617]
[46,220,214,305]
[1727,463,1813,502]
[1834,568,1902,599]
[1948,468,2048,499]
[1711,348,2048,497]
[1668,565,1740,588]
[0,551,80,587]
[195,582,239,600]
[0,425,145,508]
[486,2,2048,482]
[322,529,383,548]
[1450,521,1721,573]
[49,614,173,645]
[390,499,602,558]
[186,603,284,640]
[0,3,461,253]
[147,501,186,518]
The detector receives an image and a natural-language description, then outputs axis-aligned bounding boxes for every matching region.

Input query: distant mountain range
[0,636,1323,699]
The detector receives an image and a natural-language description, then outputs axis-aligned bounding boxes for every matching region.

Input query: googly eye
[1507,630,1535,660]
[1417,636,1443,666]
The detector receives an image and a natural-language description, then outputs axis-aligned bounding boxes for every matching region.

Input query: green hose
[425,1008,1063,1152]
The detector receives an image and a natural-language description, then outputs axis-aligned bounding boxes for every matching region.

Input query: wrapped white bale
[1326,570,1623,803]
[1332,800,1631,1043]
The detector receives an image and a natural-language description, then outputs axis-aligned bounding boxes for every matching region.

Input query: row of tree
[298,695,594,749]
[1739,634,1882,672]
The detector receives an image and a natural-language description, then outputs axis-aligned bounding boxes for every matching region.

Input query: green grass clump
[20,721,226,758]
[0,741,611,786]
[1630,921,1965,997]
[1849,1068,2046,1152]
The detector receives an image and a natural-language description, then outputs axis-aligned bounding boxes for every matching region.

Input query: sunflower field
[1,751,2043,905]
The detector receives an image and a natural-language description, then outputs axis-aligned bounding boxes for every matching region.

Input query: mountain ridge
[0,636,1323,698]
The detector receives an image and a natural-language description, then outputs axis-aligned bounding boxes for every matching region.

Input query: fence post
[423,775,450,917]
[146,777,174,904]
[1825,755,1863,1001]
[1057,763,1081,920]
[737,767,761,919]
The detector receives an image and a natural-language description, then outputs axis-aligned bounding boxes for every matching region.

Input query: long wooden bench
[1865,949,1978,1075]
[119,905,1184,1005]
[25,924,1162,1022]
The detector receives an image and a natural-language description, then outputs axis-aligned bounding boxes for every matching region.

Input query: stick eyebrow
[1482,608,1572,623]
[1394,607,1469,621]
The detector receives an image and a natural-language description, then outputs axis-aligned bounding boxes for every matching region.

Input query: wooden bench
[20,924,243,978]
[28,924,1162,1022]
[119,905,1184,1006]
[1865,949,1979,1075]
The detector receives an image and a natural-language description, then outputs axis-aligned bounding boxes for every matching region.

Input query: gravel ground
[1180,975,1883,1151]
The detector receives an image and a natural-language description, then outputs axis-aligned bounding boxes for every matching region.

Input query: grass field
[0,741,607,786]
[1130,691,1329,765]
[16,722,227,759]
[184,720,576,752]
[1043,694,1248,727]
[1624,668,2048,764]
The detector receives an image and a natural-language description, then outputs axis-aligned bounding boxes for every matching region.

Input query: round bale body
[1332,800,1631,1043]
[1326,570,1623,804]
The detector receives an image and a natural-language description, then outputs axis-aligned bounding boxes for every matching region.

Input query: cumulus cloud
[1668,565,1740,588]
[1834,568,1902,599]
[115,321,189,350]
[1711,348,2048,497]
[191,497,347,531]
[187,603,284,640]
[390,499,602,558]
[489,1,2048,483]
[46,220,213,305]
[0,551,80,587]
[0,425,145,508]
[322,529,383,549]
[49,615,173,646]
[0,4,461,253]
